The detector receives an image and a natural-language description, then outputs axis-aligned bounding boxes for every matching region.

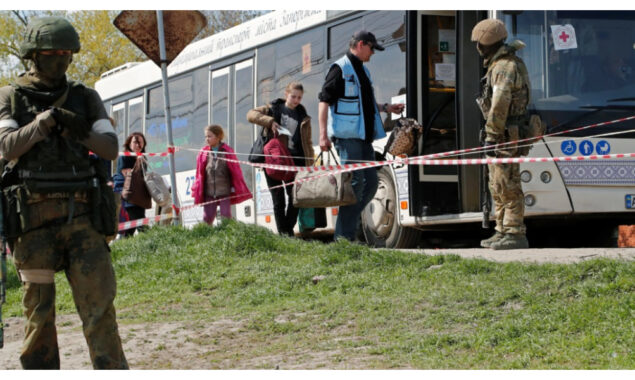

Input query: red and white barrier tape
[115,114,635,232]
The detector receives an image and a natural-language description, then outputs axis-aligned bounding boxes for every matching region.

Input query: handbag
[293,150,356,208]
[383,116,423,156]
[248,126,272,163]
[122,157,152,209]
[264,137,296,182]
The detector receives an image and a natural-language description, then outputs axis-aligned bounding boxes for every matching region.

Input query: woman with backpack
[247,81,315,236]
[191,125,252,225]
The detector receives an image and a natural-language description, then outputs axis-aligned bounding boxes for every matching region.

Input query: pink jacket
[191,143,252,205]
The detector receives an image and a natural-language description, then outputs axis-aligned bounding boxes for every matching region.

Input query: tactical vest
[9,81,95,193]
[476,53,530,123]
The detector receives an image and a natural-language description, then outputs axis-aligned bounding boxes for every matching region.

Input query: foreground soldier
[472,19,530,250]
[0,17,128,369]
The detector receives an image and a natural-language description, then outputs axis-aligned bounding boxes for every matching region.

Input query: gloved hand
[51,107,90,140]
[32,109,58,136]
[484,140,498,158]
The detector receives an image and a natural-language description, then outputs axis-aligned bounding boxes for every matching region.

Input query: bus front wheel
[361,166,421,248]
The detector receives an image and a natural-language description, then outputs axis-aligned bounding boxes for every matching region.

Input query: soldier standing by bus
[0,16,128,368]
[472,19,530,250]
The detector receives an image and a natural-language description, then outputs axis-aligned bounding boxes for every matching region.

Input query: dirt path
[397,247,635,264]
[2,248,633,369]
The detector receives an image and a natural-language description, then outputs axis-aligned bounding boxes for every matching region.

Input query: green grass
[3,219,634,368]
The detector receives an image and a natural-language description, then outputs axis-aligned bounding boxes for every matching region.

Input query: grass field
[3,220,634,369]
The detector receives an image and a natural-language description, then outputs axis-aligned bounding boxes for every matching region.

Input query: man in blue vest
[318,30,404,241]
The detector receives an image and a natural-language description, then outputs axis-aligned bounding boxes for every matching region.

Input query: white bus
[96,10,635,248]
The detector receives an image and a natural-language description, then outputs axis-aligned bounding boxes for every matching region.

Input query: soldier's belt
[18,167,95,180]
[27,191,89,204]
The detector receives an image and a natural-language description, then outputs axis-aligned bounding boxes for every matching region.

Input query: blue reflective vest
[327,55,385,141]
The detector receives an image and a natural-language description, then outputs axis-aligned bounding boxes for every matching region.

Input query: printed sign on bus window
[551,24,578,51]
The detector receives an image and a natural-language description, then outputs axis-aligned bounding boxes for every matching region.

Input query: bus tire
[361,166,421,248]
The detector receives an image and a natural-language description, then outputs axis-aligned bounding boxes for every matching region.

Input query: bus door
[411,11,461,217]
[210,58,256,225]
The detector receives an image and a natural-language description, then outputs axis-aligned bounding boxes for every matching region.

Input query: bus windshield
[502,11,635,114]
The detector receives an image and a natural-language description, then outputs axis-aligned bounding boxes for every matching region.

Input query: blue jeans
[333,138,378,241]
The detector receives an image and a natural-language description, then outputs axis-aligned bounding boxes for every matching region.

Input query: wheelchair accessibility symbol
[561,140,576,155]
[579,140,594,156]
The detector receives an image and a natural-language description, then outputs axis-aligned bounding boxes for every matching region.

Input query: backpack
[264,137,296,182]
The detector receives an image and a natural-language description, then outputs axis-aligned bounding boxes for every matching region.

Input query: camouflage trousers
[488,162,526,235]
[11,200,128,369]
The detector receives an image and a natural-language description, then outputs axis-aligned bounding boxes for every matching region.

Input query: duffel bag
[293,150,356,208]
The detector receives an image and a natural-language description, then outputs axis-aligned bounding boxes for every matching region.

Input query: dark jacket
[247,98,315,166]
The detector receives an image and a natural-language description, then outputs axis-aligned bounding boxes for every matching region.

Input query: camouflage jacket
[477,40,530,142]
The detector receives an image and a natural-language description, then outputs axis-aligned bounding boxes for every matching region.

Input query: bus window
[112,102,125,148]
[211,67,230,142]
[234,60,254,192]
[503,11,635,126]
[328,16,363,60]
[128,96,143,135]
[256,44,275,106]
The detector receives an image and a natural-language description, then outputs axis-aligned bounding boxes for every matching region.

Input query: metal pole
[156,10,180,225]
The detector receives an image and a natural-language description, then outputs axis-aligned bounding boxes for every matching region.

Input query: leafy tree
[197,10,268,42]
[0,10,267,88]
[0,10,143,88]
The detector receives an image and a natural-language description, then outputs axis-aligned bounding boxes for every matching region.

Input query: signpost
[114,10,207,224]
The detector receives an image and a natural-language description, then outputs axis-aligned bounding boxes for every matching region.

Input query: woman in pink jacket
[191,125,252,224]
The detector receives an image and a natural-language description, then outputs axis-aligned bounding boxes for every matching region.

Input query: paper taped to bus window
[551,24,578,51]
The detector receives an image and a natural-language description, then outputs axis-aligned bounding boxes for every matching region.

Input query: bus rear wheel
[361,166,421,248]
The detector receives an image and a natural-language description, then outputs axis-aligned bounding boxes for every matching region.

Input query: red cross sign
[551,24,577,51]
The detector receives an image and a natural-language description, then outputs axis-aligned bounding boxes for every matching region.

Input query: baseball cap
[352,30,385,51]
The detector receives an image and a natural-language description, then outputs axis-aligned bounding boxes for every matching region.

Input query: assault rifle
[0,234,5,349]
[0,190,6,349]
[0,159,16,349]
[480,129,491,229]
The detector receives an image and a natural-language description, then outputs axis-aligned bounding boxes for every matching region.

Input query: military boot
[480,231,505,248]
[490,233,529,250]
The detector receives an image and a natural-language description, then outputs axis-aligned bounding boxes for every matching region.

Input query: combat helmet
[471,19,507,46]
[20,16,80,59]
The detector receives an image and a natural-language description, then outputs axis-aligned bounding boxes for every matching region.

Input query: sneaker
[480,231,505,248]
[490,233,529,250]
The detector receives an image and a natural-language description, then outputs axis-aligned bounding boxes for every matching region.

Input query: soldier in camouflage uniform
[472,19,530,250]
[0,17,128,369]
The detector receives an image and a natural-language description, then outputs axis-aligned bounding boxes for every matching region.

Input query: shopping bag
[144,171,171,207]
[298,207,327,232]
[293,150,356,208]
[122,157,152,209]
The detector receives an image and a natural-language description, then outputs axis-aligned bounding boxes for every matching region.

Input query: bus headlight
[524,194,536,207]
[520,170,532,183]
[540,171,552,183]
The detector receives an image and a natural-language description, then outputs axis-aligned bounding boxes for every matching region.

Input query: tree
[0,10,268,88]
[197,10,268,42]
[0,10,143,88]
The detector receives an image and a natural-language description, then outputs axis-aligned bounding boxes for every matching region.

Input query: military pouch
[90,181,117,236]
[89,157,118,236]
[518,114,546,156]
[1,185,29,239]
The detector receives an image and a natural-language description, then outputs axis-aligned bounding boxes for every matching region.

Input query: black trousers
[122,205,146,237]
[265,172,298,236]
